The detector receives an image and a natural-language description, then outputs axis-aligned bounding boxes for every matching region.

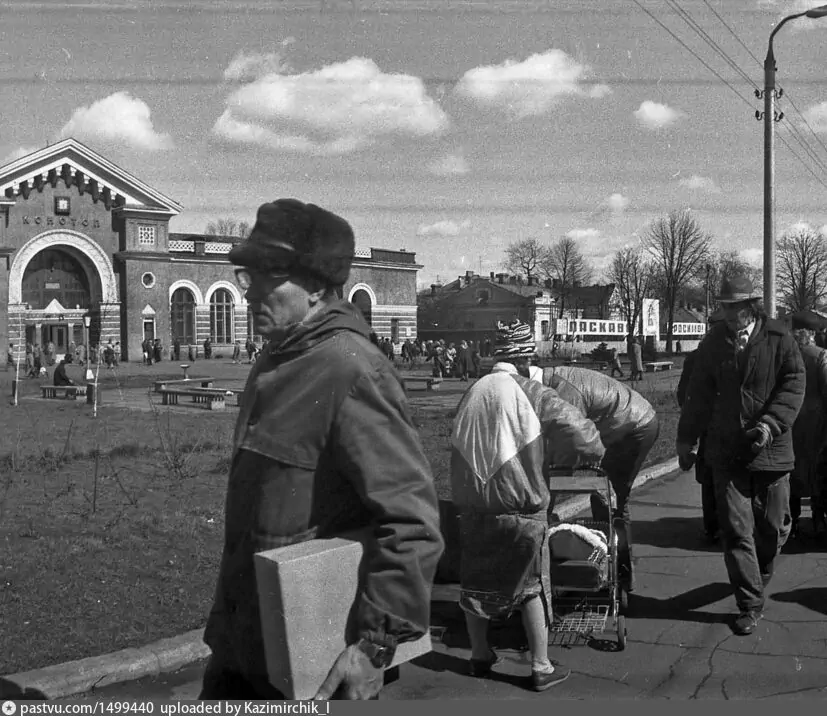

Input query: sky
[1,0,827,288]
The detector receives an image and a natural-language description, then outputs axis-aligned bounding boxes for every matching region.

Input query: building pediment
[43,298,67,314]
[0,138,182,215]
[141,304,156,316]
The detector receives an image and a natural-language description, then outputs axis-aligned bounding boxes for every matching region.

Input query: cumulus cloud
[223,51,291,82]
[429,152,470,176]
[566,228,601,240]
[212,57,449,155]
[679,174,721,193]
[416,219,471,237]
[789,220,814,233]
[740,247,763,266]
[1,146,38,165]
[803,101,827,132]
[634,100,684,129]
[605,193,630,214]
[454,49,610,118]
[59,92,173,151]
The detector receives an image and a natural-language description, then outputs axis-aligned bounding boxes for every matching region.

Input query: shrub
[589,342,613,363]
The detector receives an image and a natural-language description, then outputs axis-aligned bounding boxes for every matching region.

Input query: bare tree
[776,225,827,312]
[681,250,763,318]
[643,210,712,353]
[608,246,654,340]
[542,236,594,318]
[205,218,251,239]
[503,238,548,282]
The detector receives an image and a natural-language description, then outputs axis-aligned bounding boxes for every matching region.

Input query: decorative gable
[141,304,156,316]
[0,138,182,215]
[43,298,67,313]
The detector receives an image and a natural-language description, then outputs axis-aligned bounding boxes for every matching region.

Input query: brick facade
[1,140,421,363]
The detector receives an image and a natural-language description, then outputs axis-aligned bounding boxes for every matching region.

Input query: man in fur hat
[677,274,804,636]
[450,319,605,691]
[200,199,443,700]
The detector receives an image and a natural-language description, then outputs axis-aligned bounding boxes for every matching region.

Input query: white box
[254,531,432,700]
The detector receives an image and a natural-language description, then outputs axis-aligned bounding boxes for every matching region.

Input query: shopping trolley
[546,466,628,650]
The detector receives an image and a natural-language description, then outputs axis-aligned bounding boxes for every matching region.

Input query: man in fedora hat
[789,310,827,540]
[676,274,804,636]
[200,199,443,700]
[677,308,726,542]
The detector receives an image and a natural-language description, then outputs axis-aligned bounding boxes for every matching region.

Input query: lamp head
[83,315,91,328]
[805,5,827,18]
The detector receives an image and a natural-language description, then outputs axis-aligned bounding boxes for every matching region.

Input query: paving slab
[56,467,827,701]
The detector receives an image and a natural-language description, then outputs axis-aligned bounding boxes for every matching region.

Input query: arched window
[210,288,233,343]
[22,248,91,309]
[351,289,372,326]
[170,288,195,344]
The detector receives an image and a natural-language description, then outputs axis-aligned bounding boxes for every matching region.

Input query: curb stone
[0,630,209,700]
[1,459,680,700]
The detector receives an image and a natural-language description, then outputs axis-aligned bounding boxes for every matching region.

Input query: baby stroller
[546,466,628,650]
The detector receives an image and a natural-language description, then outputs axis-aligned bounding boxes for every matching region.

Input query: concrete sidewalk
[59,468,827,701]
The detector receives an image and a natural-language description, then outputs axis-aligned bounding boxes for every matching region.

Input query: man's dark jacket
[678,315,805,471]
[204,300,444,681]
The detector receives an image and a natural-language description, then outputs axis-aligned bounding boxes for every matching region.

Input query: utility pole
[757,5,827,318]
[704,263,711,328]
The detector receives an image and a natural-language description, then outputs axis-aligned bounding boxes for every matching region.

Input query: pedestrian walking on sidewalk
[788,311,827,540]
[677,309,726,543]
[677,274,804,637]
[200,198,443,701]
[451,319,605,692]
[534,364,658,594]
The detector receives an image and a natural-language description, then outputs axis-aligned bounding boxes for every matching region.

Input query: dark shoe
[469,650,502,678]
[732,610,763,636]
[531,665,572,692]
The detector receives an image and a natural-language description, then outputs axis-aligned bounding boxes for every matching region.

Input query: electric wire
[632,0,827,190]
[663,0,759,90]
[628,0,757,110]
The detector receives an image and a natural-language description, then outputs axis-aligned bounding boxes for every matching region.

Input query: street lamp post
[82,314,93,381]
[760,5,827,318]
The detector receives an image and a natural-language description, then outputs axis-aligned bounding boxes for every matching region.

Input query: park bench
[403,376,441,392]
[644,361,674,372]
[153,377,214,393]
[41,385,86,400]
[159,387,228,410]
[565,357,609,371]
[158,386,244,410]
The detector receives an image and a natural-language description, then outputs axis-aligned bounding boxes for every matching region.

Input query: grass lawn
[0,357,684,675]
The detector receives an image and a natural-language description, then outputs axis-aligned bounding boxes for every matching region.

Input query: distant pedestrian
[189,344,197,362]
[113,342,121,367]
[629,337,644,381]
[203,338,212,360]
[173,338,181,362]
[232,341,241,364]
[610,348,624,378]
[154,339,163,364]
[246,338,256,362]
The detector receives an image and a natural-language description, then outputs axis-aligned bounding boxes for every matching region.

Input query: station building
[0,139,420,362]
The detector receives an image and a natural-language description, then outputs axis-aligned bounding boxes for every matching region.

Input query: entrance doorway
[143,319,155,342]
[41,324,69,355]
